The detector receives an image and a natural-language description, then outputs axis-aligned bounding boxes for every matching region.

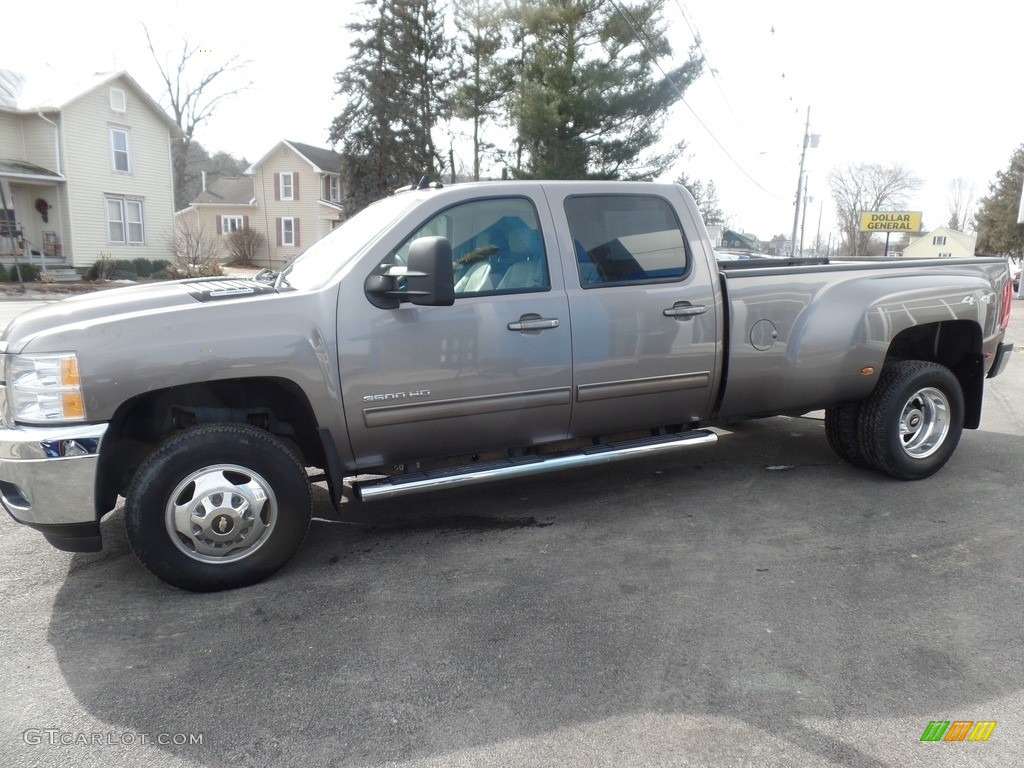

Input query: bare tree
[170,217,223,277]
[226,227,267,267]
[143,25,251,210]
[946,177,975,233]
[827,163,922,257]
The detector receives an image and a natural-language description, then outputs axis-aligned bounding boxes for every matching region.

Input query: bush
[227,227,267,267]
[132,257,153,278]
[9,263,40,283]
[88,258,144,281]
[130,257,170,278]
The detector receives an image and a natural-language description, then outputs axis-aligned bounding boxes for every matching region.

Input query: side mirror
[407,236,454,306]
[364,236,455,309]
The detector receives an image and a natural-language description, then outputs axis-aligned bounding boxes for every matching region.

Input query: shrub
[132,257,153,278]
[11,263,40,283]
[227,227,267,267]
[88,258,141,281]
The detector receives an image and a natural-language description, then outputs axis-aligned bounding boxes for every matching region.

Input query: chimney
[201,171,207,191]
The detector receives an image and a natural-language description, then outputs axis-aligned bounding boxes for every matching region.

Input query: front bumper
[0,422,108,552]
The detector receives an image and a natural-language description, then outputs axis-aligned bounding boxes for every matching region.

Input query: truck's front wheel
[858,361,964,480]
[125,423,311,591]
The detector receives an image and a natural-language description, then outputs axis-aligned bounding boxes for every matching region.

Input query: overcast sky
[5,0,1022,242]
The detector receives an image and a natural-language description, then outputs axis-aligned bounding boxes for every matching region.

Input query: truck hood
[2,278,277,350]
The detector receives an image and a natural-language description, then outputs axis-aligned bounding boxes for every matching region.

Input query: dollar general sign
[859,211,922,232]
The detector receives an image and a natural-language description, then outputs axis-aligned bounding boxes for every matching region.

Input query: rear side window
[565,195,689,287]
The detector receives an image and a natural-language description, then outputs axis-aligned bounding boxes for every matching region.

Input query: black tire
[125,423,312,591]
[858,361,964,480]
[824,401,871,468]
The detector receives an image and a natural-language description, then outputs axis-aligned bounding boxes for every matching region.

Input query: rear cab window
[564,195,690,287]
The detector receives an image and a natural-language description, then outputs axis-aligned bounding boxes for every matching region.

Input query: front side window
[327,175,340,202]
[280,172,294,200]
[110,128,130,173]
[386,197,549,296]
[565,195,689,287]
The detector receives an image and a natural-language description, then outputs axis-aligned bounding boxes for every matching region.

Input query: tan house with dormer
[176,140,343,267]
[0,69,178,269]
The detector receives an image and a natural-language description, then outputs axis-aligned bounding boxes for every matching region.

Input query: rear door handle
[508,313,560,332]
[663,302,708,319]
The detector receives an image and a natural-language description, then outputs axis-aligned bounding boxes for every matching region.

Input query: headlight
[6,353,86,423]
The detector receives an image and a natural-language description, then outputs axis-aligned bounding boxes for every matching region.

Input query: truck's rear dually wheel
[125,423,311,591]
[824,401,871,469]
[858,361,964,480]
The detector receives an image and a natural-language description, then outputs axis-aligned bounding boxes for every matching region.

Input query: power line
[606,0,780,200]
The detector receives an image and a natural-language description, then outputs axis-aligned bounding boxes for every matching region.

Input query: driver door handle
[663,302,707,319]
[508,314,560,332]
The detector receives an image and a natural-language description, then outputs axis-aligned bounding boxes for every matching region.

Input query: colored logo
[920,720,997,742]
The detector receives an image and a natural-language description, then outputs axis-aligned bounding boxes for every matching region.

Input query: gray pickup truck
[0,181,1013,591]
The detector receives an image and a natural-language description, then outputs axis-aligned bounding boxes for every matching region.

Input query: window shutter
[276,217,282,246]
[216,216,222,235]
[243,215,249,229]
[274,173,280,201]
[294,218,300,248]
[293,173,299,200]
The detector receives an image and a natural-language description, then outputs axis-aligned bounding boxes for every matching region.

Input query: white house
[0,70,179,269]
[902,226,976,259]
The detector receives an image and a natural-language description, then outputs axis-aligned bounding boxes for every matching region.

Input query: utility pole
[790,106,810,258]
[799,175,809,257]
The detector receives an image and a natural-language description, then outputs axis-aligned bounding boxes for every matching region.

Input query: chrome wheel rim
[165,464,277,563]
[897,387,950,459]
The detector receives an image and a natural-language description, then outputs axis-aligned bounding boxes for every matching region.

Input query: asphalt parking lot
[2,310,1024,767]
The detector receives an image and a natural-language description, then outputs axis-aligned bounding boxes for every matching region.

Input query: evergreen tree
[507,0,702,180]
[452,0,507,180]
[331,0,451,215]
[975,145,1024,255]
[676,172,725,226]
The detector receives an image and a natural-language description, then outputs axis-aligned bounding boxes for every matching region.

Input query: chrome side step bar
[351,429,718,502]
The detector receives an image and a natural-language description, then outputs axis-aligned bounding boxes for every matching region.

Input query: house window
[110,128,130,173]
[110,88,126,112]
[327,175,340,202]
[938,252,952,258]
[933,235,947,246]
[281,217,296,246]
[280,172,294,200]
[221,215,244,233]
[106,197,144,244]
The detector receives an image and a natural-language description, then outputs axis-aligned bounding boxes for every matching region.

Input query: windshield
[276,194,422,291]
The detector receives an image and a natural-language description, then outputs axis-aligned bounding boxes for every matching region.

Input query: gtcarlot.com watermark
[23,728,203,747]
